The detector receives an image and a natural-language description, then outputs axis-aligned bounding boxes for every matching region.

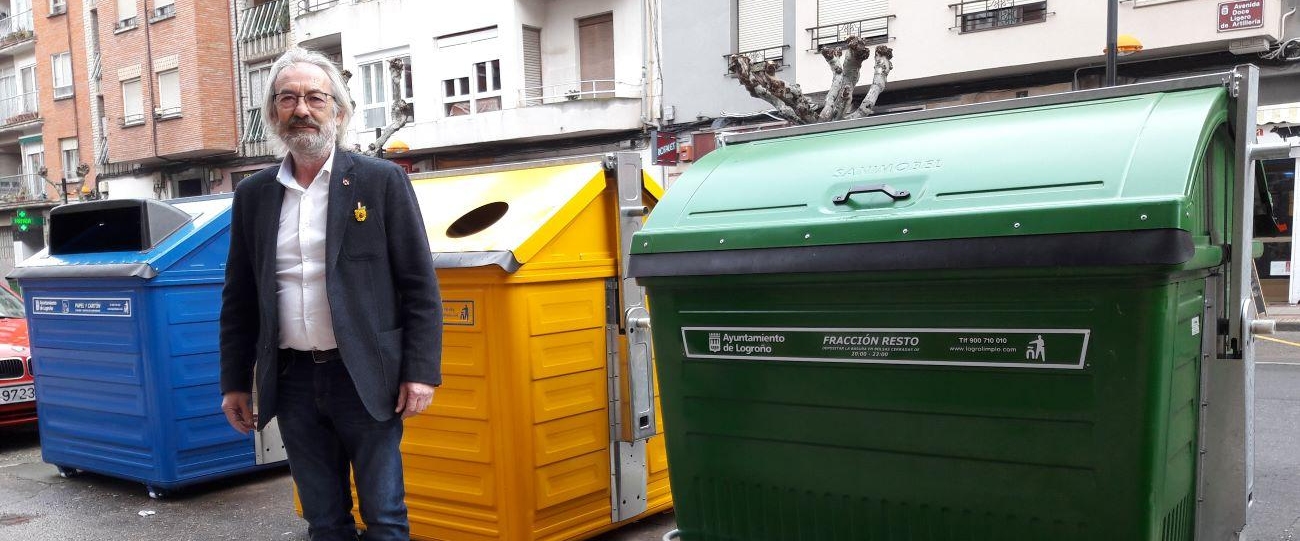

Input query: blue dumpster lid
[10,195,232,280]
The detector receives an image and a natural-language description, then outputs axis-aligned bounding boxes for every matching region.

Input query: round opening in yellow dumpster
[446,201,508,238]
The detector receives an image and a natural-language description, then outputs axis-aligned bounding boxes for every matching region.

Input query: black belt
[279,348,342,363]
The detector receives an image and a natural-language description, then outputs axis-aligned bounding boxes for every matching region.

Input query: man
[219,47,441,541]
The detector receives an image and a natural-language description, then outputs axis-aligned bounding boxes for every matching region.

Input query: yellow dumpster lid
[412,161,609,272]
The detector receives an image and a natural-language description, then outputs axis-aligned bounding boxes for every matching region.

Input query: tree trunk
[366,57,412,157]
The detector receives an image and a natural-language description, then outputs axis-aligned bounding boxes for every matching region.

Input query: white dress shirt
[275,148,338,351]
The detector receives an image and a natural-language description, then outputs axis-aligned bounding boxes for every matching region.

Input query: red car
[0,284,33,427]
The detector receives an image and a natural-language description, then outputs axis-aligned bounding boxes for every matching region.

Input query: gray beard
[281,123,335,158]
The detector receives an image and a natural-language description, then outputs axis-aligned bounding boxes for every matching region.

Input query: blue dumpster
[10,196,287,498]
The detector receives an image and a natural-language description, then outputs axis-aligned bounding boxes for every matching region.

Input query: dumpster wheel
[146,485,169,499]
[55,466,81,478]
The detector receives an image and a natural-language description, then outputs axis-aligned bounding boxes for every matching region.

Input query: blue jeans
[275,355,409,541]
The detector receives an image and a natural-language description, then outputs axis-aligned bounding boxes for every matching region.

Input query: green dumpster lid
[630,86,1229,277]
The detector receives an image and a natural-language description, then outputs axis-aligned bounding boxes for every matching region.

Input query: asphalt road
[4,333,1300,540]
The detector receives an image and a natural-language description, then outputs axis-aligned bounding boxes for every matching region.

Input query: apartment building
[0,0,49,277]
[659,0,1300,303]
[90,0,239,200]
[35,0,93,207]
[285,0,659,170]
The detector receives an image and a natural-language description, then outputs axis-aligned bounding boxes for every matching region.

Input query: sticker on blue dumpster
[31,297,132,317]
[681,327,1090,369]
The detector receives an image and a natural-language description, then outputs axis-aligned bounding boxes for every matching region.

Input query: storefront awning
[1258,103,1300,125]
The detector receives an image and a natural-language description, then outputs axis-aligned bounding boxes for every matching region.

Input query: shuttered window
[737,0,783,53]
[818,0,887,26]
[522,26,542,105]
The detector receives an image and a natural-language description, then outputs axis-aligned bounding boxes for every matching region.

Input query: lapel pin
[342,178,351,186]
[354,202,367,222]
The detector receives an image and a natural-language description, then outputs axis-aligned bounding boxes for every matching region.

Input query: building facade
[287,0,660,170]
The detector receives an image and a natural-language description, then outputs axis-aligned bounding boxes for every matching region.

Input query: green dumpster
[630,68,1272,540]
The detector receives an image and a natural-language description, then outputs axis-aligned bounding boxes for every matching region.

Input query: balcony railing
[725,45,789,72]
[517,80,639,107]
[239,0,290,42]
[0,10,34,49]
[0,92,38,127]
[298,0,339,14]
[241,108,267,142]
[0,174,46,202]
[950,0,1049,33]
[807,15,894,51]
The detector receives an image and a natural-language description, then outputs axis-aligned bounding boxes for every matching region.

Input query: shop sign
[1219,0,1263,31]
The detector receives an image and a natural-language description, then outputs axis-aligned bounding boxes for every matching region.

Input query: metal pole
[1105,0,1118,87]
[60,177,67,205]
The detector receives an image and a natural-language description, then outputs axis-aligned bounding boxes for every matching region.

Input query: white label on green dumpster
[681,327,1090,369]
[31,297,132,317]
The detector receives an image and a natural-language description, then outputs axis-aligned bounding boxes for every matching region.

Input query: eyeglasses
[273,91,335,111]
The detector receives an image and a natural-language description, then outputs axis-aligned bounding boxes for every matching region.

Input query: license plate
[0,384,34,404]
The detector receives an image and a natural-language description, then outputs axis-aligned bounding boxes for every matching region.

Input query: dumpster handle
[832,184,910,204]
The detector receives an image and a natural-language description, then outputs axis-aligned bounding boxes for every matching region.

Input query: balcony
[297,0,339,15]
[0,10,33,52]
[726,45,789,72]
[238,0,290,60]
[950,0,1049,33]
[0,173,45,203]
[0,91,37,128]
[240,107,275,157]
[517,80,641,107]
[807,15,894,51]
[369,80,642,152]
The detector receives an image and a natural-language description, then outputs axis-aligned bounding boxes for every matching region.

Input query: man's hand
[395,382,435,419]
[222,391,256,435]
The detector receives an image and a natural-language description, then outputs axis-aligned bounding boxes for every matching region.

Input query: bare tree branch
[727,53,818,124]
[846,45,894,120]
[816,37,874,123]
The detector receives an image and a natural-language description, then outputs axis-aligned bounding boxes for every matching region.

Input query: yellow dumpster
[303,154,671,540]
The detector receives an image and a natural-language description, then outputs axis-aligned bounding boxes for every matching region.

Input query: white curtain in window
[116,0,135,20]
[122,78,142,119]
[818,0,887,26]
[157,69,179,111]
[737,0,783,53]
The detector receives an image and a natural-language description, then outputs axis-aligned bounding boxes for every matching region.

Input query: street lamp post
[1106,0,1119,87]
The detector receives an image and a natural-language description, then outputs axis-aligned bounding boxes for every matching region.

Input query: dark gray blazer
[219,149,442,430]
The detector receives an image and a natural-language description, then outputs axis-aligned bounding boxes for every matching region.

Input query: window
[473,60,500,112]
[810,0,890,50]
[442,76,470,116]
[116,0,137,29]
[441,60,499,117]
[52,52,73,99]
[155,69,179,118]
[522,26,542,106]
[59,138,78,182]
[122,78,143,126]
[243,64,270,142]
[50,0,67,15]
[954,0,1047,33]
[358,55,412,129]
[151,0,174,19]
[737,0,784,65]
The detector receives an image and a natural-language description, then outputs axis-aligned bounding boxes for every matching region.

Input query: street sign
[1219,0,1264,31]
